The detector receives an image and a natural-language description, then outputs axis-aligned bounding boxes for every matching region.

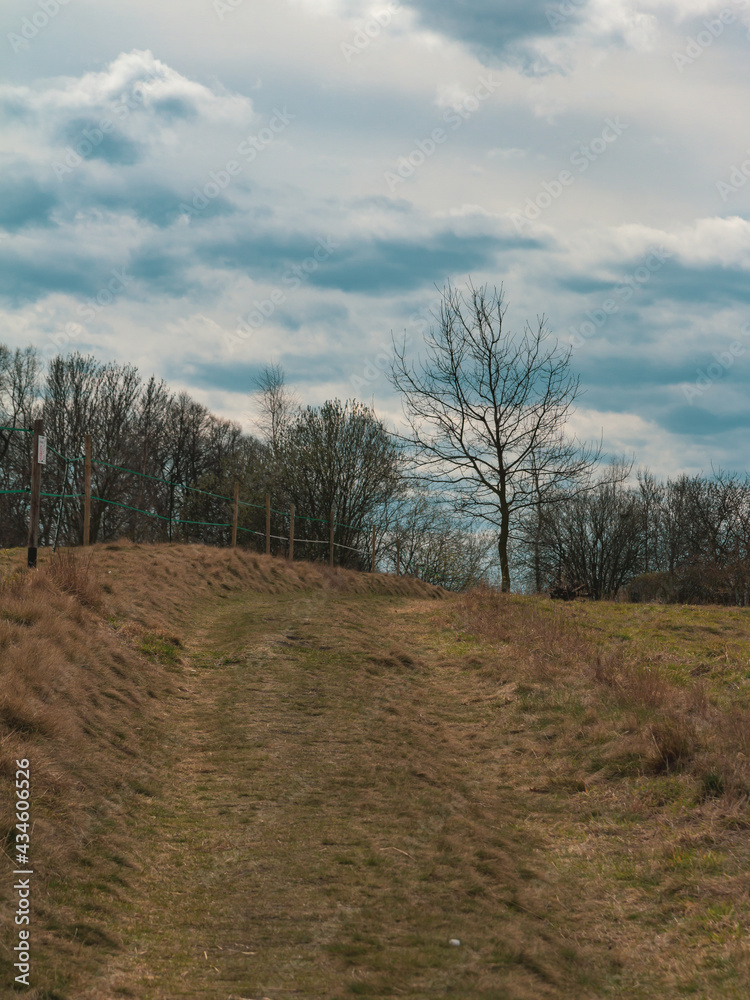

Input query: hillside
[1,545,749,998]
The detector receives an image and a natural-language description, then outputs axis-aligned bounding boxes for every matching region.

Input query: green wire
[47,444,84,464]
[90,495,230,528]
[4,444,369,534]
[232,500,365,532]
[91,457,233,503]
[237,499,267,510]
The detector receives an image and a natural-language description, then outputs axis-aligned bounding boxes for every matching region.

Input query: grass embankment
[456,592,750,997]
[0,544,440,999]
[1,546,750,998]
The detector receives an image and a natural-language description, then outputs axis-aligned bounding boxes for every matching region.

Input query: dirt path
[77,589,594,1000]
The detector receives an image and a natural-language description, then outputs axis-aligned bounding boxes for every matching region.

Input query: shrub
[699,770,725,799]
[647,714,697,772]
[45,549,101,607]
[625,572,674,604]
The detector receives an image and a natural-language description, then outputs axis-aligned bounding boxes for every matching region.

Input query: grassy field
[1,545,749,998]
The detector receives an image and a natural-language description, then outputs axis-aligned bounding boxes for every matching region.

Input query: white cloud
[1,2,750,478]
[1,49,254,123]
[567,407,715,477]
[599,217,750,269]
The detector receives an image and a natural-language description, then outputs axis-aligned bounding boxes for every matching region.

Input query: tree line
[517,465,750,605]
[0,345,489,589]
[3,278,744,601]
[384,281,747,604]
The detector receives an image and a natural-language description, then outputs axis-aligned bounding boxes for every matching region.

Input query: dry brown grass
[79,540,445,637]
[71,590,602,1000]
[457,586,750,795]
[0,543,444,997]
[453,586,750,996]
[0,551,181,995]
[4,550,750,997]
[44,548,102,608]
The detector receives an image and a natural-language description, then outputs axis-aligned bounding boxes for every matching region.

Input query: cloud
[58,117,144,165]
[0,48,261,286]
[1,8,750,480]
[0,49,257,187]
[402,0,581,63]
[0,245,113,305]
[1,49,254,124]
[652,262,750,306]
[197,225,540,296]
[307,231,519,293]
[0,173,58,230]
[662,405,750,437]
[150,95,199,121]
[126,246,196,298]
[80,180,209,228]
[559,258,750,311]
[401,0,670,67]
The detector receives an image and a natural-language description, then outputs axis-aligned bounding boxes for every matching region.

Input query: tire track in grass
[78,590,597,1000]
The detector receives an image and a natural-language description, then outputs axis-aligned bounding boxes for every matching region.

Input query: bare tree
[253,364,297,457]
[382,490,495,590]
[637,468,664,576]
[533,461,641,600]
[389,281,601,591]
[273,398,403,565]
[0,346,40,546]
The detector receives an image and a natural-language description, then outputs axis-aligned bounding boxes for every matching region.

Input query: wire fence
[0,423,464,586]
[0,424,377,568]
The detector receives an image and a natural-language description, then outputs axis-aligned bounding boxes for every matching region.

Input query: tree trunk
[533,500,543,593]
[498,505,511,592]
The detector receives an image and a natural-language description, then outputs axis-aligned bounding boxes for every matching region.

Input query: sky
[1,0,750,477]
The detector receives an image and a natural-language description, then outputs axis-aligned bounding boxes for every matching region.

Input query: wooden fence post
[266,493,271,555]
[83,433,91,547]
[396,537,401,576]
[168,482,174,543]
[371,525,376,573]
[289,504,295,560]
[329,509,335,567]
[232,482,239,548]
[27,419,44,568]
